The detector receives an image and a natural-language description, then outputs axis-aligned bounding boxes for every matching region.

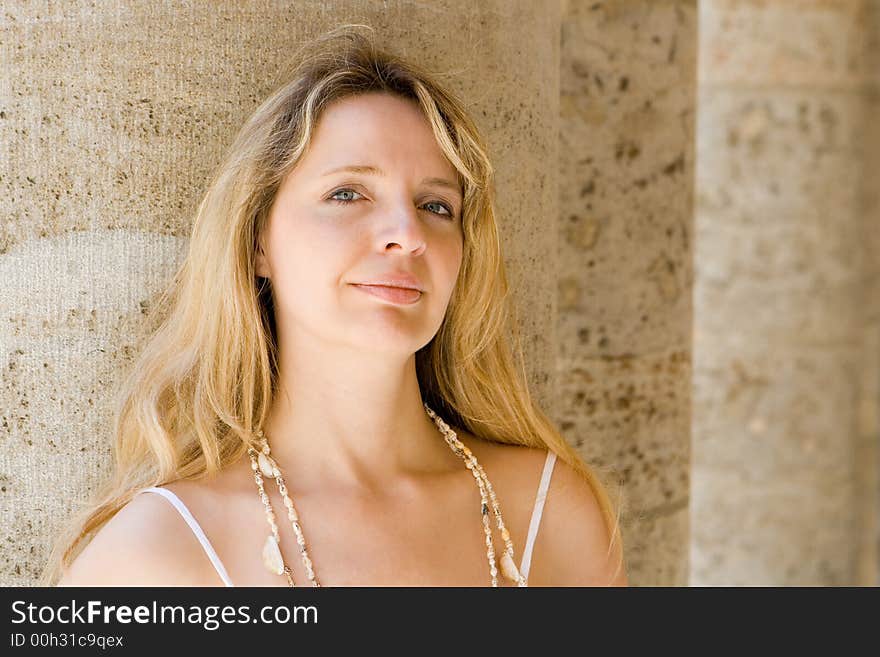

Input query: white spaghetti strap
[137,487,234,587]
[519,450,557,582]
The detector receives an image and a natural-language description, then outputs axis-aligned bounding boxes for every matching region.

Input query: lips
[351,284,422,305]
[352,271,424,292]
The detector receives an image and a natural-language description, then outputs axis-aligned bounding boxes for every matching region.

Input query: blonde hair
[41,24,626,585]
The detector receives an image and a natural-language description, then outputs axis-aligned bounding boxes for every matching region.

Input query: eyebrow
[321,164,462,197]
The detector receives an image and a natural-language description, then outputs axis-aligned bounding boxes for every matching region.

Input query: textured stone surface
[693,0,879,585]
[698,0,876,88]
[1,1,561,586]
[559,0,698,585]
[856,0,880,583]
[0,230,187,584]
[622,502,689,586]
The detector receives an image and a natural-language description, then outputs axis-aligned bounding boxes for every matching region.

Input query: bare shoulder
[458,434,549,499]
[526,453,628,587]
[57,488,219,587]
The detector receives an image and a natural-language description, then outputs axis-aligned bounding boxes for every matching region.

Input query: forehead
[302,92,457,177]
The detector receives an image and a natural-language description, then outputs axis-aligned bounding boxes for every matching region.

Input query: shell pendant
[262,534,284,575]
[500,549,522,584]
[258,452,276,479]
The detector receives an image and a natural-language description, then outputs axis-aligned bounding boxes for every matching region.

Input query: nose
[377,201,428,256]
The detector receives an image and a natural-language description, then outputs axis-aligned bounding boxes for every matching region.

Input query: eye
[328,188,363,204]
[327,188,456,220]
[423,200,455,218]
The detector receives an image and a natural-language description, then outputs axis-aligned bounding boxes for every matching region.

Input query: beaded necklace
[246,402,527,586]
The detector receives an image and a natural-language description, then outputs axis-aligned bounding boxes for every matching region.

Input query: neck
[259,342,460,496]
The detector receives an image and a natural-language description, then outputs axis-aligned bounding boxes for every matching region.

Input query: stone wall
[559,0,697,585]
[692,0,879,585]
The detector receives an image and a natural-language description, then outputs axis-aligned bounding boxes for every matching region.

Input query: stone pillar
[559,1,698,585]
[693,0,879,585]
[857,0,880,586]
[0,1,561,586]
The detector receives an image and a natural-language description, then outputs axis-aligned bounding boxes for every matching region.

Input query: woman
[43,25,627,587]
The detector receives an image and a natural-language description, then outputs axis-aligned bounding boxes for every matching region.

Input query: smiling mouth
[351,284,423,305]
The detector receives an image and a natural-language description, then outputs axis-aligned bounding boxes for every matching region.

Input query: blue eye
[329,189,361,203]
[328,188,455,219]
[423,201,454,218]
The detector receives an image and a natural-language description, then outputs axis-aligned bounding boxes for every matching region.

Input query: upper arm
[57,492,216,587]
[532,457,628,586]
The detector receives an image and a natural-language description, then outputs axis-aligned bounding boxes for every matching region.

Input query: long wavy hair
[41,24,626,585]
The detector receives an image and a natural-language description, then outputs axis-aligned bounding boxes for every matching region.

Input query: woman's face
[257,92,464,358]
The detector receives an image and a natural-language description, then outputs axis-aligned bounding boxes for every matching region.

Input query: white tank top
[137,450,558,586]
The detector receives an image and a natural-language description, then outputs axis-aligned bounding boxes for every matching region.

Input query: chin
[345,322,437,355]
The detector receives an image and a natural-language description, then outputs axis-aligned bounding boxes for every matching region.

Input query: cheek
[440,239,464,294]
[269,212,344,274]
[267,224,345,308]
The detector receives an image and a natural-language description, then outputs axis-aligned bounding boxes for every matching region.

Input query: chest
[183,474,534,587]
